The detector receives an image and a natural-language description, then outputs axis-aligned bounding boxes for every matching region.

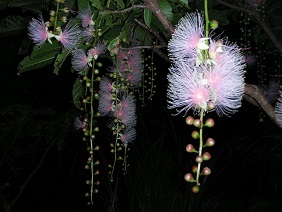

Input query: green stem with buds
[196,109,204,185]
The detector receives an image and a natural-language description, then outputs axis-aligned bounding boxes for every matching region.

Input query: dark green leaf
[144,9,152,27]
[120,22,131,43]
[31,41,61,59]
[178,0,189,7]
[117,0,125,9]
[0,0,9,11]
[72,77,84,109]
[54,50,69,75]
[8,0,45,14]
[90,0,102,10]
[158,0,173,22]
[108,36,120,54]
[0,16,29,38]
[17,53,56,74]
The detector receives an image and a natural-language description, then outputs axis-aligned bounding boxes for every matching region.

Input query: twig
[101,5,148,14]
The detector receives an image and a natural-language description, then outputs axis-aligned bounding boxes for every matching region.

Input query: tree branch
[142,0,175,34]
[101,5,148,14]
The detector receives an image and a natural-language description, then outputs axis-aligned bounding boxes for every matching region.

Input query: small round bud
[202,152,211,161]
[205,118,215,127]
[207,101,215,110]
[185,116,194,125]
[201,167,211,176]
[61,16,67,23]
[204,138,215,147]
[95,181,100,185]
[63,7,69,13]
[49,10,55,16]
[94,188,99,193]
[195,156,203,163]
[85,165,90,169]
[86,180,91,185]
[191,185,200,193]
[94,160,100,165]
[94,69,99,74]
[89,150,94,155]
[186,144,196,153]
[192,165,198,173]
[85,192,90,197]
[86,82,91,87]
[184,173,194,182]
[193,119,201,128]
[210,20,219,29]
[94,127,99,132]
[191,131,199,139]
[94,170,100,175]
[94,145,100,150]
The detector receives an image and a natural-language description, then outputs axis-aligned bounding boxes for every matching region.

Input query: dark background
[1,5,282,212]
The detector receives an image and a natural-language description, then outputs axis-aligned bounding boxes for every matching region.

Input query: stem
[53,2,59,32]
[204,0,209,38]
[196,109,204,185]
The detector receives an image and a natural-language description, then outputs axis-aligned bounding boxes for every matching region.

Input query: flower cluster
[78,8,95,42]
[167,12,246,116]
[28,16,81,51]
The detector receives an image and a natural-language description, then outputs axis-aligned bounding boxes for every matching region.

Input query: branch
[101,5,148,14]
[142,0,175,34]
[216,0,282,54]
[244,84,277,123]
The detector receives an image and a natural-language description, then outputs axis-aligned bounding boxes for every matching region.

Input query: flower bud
[195,156,203,163]
[192,165,198,173]
[201,167,211,176]
[191,131,199,139]
[210,20,219,29]
[207,101,215,110]
[191,185,200,193]
[184,173,194,182]
[204,138,215,147]
[186,144,196,153]
[202,152,211,161]
[185,116,194,125]
[205,118,215,127]
[193,119,201,128]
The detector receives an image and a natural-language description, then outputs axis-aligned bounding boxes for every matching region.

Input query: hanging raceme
[167,10,246,192]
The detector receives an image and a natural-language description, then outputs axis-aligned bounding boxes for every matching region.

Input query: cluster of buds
[184,115,215,193]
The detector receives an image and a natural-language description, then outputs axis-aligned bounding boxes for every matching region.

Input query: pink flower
[168,12,204,63]
[78,8,94,28]
[120,128,136,145]
[71,49,89,71]
[167,62,211,115]
[82,26,94,41]
[74,116,85,130]
[115,95,136,128]
[98,91,112,116]
[244,53,256,67]
[88,44,106,59]
[28,16,54,46]
[99,76,113,93]
[55,20,81,51]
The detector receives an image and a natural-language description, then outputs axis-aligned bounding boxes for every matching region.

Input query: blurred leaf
[7,0,45,14]
[72,77,84,109]
[108,36,120,53]
[0,16,29,38]
[117,0,125,9]
[53,50,69,75]
[158,0,173,22]
[18,35,33,55]
[31,41,60,59]
[90,0,102,10]
[209,9,229,26]
[17,52,56,74]
[144,9,152,27]
[0,0,9,10]
[178,0,189,8]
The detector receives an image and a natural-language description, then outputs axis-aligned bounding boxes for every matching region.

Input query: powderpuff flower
[120,128,136,145]
[88,43,107,59]
[54,20,81,51]
[99,76,114,93]
[115,95,136,128]
[207,62,245,116]
[74,116,86,130]
[28,16,55,46]
[167,62,211,115]
[78,8,95,28]
[125,70,142,86]
[168,12,205,63]
[82,26,94,41]
[275,95,282,127]
[71,49,90,71]
[98,90,113,116]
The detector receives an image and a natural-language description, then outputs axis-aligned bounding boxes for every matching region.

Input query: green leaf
[120,22,131,43]
[7,0,46,14]
[90,0,103,10]
[117,0,125,9]
[31,41,61,59]
[72,77,84,109]
[53,50,69,75]
[144,9,152,27]
[158,0,173,22]
[108,36,120,54]
[17,52,57,74]
[178,0,189,8]
[0,16,29,38]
